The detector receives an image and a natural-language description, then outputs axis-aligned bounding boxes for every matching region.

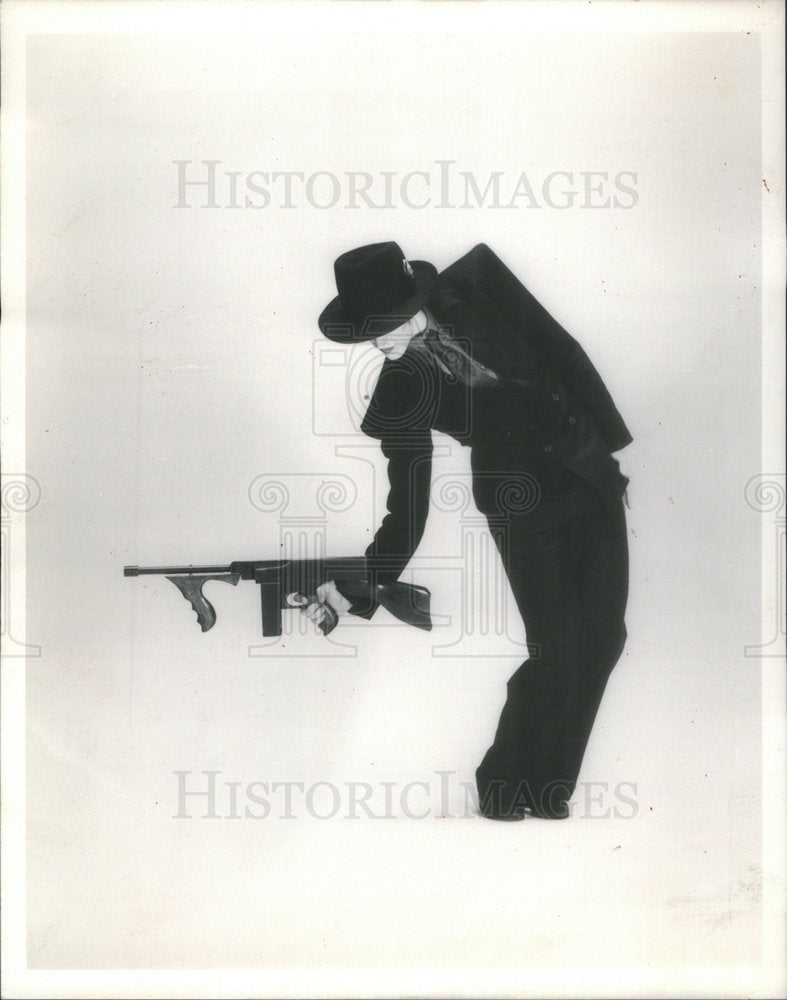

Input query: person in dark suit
[312,241,632,820]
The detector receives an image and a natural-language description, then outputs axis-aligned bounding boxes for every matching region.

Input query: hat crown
[319,241,436,342]
[334,242,416,324]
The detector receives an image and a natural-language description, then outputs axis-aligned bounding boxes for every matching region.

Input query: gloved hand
[287,580,352,635]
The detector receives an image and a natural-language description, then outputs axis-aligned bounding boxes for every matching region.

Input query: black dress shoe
[530,800,570,820]
[479,806,528,822]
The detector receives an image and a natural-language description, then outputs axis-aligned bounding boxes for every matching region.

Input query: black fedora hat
[318,242,437,342]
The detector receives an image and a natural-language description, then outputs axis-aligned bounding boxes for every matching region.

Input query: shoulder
[434,244,524,305]
[361,354,436,440]
[437,243,496,286]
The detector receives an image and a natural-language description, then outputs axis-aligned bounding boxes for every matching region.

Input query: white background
[2,1,785,997]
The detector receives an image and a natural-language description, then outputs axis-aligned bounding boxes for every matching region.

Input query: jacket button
[544,445,553,453]
[568,416,576,425]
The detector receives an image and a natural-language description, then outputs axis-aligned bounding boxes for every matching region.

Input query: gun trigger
[166,574,239,633]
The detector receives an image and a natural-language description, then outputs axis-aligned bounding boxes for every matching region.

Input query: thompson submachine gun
[124,557,432,637]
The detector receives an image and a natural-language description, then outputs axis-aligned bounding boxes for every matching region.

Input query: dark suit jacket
[358,243,632,585]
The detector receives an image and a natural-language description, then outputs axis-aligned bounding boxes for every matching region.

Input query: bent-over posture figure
[312,241,631,820]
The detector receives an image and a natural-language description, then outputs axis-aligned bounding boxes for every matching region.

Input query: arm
[366,434,434,584]
[325,434,433,622]
[333,354,436,618]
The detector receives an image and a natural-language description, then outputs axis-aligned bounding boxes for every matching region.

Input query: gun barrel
[124,558,371,581]
[123,565,231,577]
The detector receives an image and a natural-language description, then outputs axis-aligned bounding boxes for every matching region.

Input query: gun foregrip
[166,574,239,632]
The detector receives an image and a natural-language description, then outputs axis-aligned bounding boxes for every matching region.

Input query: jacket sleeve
[364,434,433,585]
[334,355,434,617]
[335,434,432,618]
[335,435,432,619]
[445,243,633,452]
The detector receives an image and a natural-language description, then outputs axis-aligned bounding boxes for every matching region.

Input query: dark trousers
[476,481,629,818]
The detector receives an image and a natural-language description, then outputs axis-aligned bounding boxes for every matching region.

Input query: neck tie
[418,325,501,389]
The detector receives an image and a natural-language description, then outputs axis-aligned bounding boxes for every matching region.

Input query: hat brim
[318,260,438,342]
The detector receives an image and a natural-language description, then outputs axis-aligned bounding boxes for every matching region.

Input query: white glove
[315,580,352,616]
[287,580,352,633]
